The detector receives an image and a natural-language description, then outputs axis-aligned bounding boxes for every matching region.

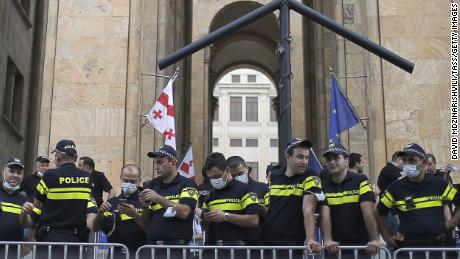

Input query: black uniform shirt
[203,179,261,242]
[35,163,92,231]
[20,173,41,202]
[90,170,113,207]
[0,186,27,241]
[244,177,269,241]
[101,192,146,247]
[378,174,460,237]
[262,168,322,245]
[145,173,198,242]
[321,171,375,244]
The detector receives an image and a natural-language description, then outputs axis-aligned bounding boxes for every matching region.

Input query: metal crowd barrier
[135,245,392,259]
[394,247,460,259]
[0,241,129,259]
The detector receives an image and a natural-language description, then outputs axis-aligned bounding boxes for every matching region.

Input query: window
[270,139,278,147]
[246,139,258,147]
[3,57,24,130]
[247,162,259,180]
[212,138,219,147]
[270,97,277,122]
[246,97,258,122]
[247,74,257,83]
[230,97,242,121]
[230,139,243,147]
[231,74,240,83]
[213,108,219,121]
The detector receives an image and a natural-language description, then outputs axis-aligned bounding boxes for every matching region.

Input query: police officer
[93,164,145,259]
[201,153,260,258]
[375,143,460,258]
[262,138,322,254]
[320,145,379,257]
[139,145,198,257]
[20,155,50,202]
[227,156,268,245]
[31,140,94,257]
[0,158,28,257]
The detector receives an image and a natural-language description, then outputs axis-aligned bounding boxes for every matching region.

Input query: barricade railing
[0,241,129,259]
[394,247,460,259]
[135,245,392,259]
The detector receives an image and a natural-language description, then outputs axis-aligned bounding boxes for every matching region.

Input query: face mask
[121,182,137,195]
[235,173,248,184]
[37,171,43,178]
[210,177,227,190]
[403,161,422,178]
[3,180,19,192]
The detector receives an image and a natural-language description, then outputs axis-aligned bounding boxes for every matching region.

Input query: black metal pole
[288,0,414,73]
[278,1,291,163]
[158,0,282,70]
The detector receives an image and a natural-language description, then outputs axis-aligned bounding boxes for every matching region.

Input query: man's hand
[119,203,138,218]
[324,240,339,255]
[98,202,111,215]
[446,218,459,229]
[140,189,162,204]
[305,239,321,254]
[366,239,380,254]
[22,202,34,215]
[384,235,398,248]
[203,209,225,223]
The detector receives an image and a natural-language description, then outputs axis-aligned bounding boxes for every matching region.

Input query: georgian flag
[146,73,177,150]
[178,145,195,179]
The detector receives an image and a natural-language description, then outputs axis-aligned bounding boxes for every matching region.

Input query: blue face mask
[235,173,248,184]
[121,182,137,195]
[210,177,226,189]
[403,160,422,178]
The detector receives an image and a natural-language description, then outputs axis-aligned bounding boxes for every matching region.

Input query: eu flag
[328,75,360,146]
[308,148,323,175]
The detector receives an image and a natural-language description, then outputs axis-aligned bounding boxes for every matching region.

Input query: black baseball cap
[51,139,77,156]
[285,138,312,153]
[323,143,349,158]
[5,158,24,169]
[400,143,426,160]
[36,155,50,163]
[147,145,178,162]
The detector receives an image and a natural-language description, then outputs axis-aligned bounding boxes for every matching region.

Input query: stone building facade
[0,0,453,186]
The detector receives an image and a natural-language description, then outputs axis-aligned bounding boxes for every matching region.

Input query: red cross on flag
[147,73,177,150]
[178,145,195,179]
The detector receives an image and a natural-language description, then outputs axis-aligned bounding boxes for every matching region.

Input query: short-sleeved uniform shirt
[20,173,41,202]
[262,168,322,245]
[244,177,269,242]
[145,173,198,242]
[203,179,261,243]
[31,198,98,225]
[90,170,113,207]
[321,171,375,244]
[0,186,27,241]
[101,192,146,247]
[378,174,460,237]
[35,163,92,231]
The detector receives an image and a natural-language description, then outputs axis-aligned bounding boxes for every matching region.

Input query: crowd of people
[0,138,459,258]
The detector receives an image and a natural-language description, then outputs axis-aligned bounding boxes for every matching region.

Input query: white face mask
[37,171,43,178]
[210,177,227,190]
[235,173,249,184]
[3,180,20,192]
[403,161,422,178]
[121,182,137,195]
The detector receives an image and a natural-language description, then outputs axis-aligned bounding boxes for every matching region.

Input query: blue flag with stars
[328,75,360,146]
[308,148,323,175]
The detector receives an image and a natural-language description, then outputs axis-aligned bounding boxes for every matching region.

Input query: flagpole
[328,66,367,130]
[309,148,323,170]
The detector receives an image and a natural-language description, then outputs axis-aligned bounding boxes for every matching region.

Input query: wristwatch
[224,212,230,222]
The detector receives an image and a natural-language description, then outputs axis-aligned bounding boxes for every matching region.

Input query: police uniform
[378,173,460,246]
[35,162,92,242]
[244,177,268,245]
[321,171,375,245]
[0,185,27,241]
[203,179,261,245]
[145,173,198,244]
[101,192,146,258]
[262,167,322,245]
